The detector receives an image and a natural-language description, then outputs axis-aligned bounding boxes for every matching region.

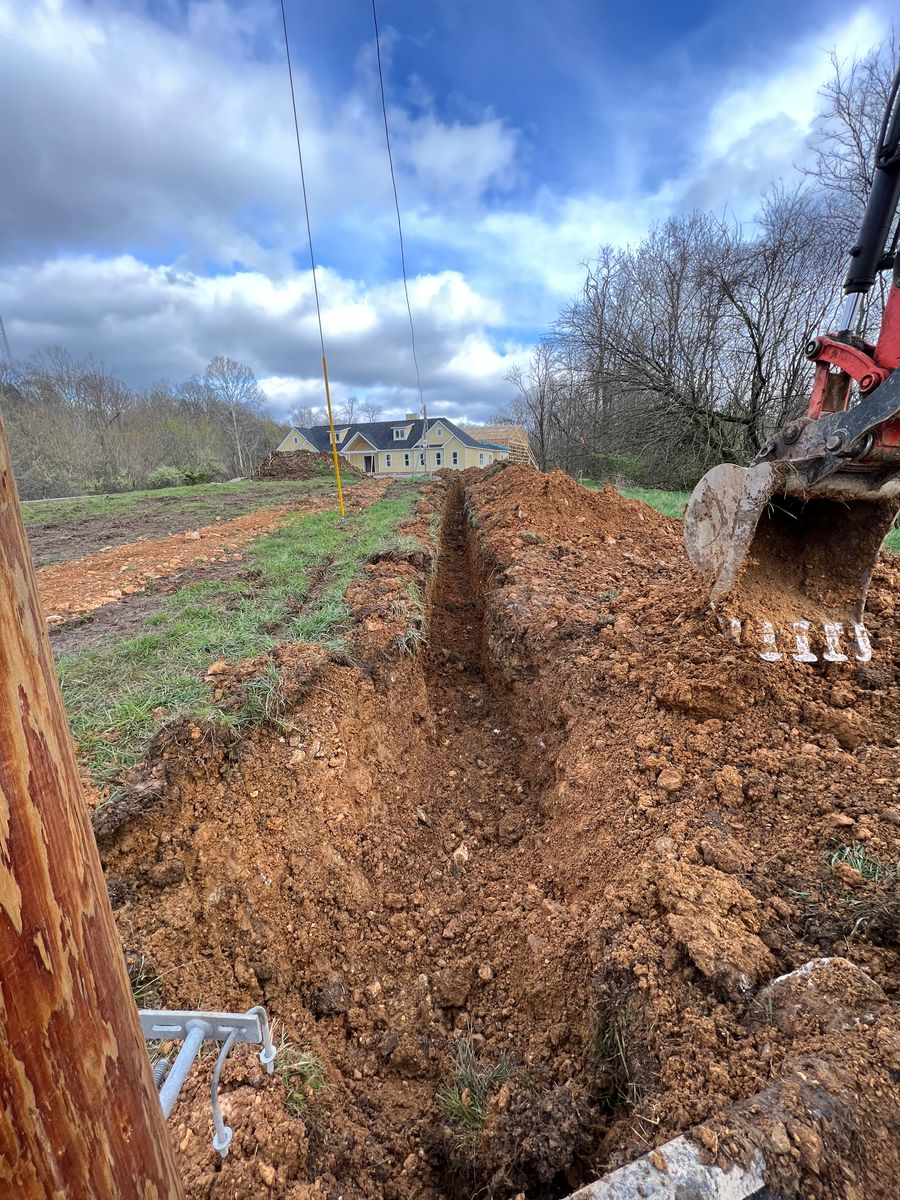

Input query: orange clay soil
[97,467,900,1200]
[37,479,387,621]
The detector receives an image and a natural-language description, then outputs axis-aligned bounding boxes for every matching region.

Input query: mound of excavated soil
[256,450,366,482]
[98,467,900,1200]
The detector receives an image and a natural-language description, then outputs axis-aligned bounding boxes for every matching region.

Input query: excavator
[684,58,900,663]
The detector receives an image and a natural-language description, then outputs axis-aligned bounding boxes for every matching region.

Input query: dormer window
[393,427,405,440]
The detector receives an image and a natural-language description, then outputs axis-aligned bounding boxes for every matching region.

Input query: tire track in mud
[37,480,387,623]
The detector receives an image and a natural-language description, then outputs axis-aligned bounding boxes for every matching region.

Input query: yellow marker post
[321,355,345,520]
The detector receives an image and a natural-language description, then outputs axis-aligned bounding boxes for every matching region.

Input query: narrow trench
[343,484,591,1199]
[114,483,603,1198]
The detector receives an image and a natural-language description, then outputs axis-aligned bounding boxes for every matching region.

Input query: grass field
[21,475,344,525]
[59,489,422,790]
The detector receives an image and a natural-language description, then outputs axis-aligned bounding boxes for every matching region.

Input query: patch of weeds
[126,951,163,1009]
[438,1036,511,1136]
[394,624,427,655]
[589,997,640,1108]
[828,843,899,885]
[391,580,429,656]
[57,491,420,785]
[238,661,285,725]
[274,1028,327,1120]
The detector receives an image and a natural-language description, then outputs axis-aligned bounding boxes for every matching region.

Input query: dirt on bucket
[99,466,900,1200]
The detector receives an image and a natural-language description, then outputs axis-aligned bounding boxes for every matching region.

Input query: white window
[403,452,410,467]
[393,427,404,440]
[435,451,442,467]
[419,451,425,466]
[479,452,485,465]
[451,450,459,466]
[385,453,392,468]
[293,436,298,443]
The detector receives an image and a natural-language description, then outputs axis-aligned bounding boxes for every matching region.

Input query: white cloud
[0,254,525,420]
[0,0,892,428]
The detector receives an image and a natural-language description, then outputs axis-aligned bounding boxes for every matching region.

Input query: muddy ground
[98,466,900,1199]
[37,480,387,626]
[25,481,340,569]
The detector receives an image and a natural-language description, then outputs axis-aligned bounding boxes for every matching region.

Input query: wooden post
[0,410,184,1197]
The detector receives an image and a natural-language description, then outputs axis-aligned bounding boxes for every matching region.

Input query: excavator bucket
[684,462,899,662]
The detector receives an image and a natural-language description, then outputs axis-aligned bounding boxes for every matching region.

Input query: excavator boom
[684,56,900,662]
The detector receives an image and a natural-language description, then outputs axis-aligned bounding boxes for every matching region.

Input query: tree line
[0,351,288,499]
[501,40,898,488]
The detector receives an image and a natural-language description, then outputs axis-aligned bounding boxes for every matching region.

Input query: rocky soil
[98,466,900,1199]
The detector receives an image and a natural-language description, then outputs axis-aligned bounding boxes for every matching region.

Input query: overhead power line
[278,0,345,517]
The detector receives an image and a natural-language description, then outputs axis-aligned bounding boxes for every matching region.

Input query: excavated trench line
[104,475,900,1198]
[105,480,604,1198]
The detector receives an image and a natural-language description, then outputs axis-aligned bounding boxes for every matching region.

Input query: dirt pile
[98,466,900,1199]
[256,451,366,482]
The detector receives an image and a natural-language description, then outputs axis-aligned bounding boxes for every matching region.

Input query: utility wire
[371,0,429,456]
[279,0,345,516]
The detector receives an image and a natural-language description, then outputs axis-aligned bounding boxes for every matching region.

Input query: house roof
[292,417,507,453]
[459,423,531,447]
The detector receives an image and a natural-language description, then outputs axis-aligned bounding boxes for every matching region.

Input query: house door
[363,455,375,474]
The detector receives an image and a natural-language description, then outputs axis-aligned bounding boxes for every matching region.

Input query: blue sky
[0,0,893,422]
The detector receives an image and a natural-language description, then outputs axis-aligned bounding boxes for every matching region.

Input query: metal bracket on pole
[140,1006,276,1158]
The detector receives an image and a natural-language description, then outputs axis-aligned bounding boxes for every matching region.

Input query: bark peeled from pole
[0,411,184,1198]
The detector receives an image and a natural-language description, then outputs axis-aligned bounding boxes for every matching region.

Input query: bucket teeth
[791,621,817,663]
[722,618,873,664]
[822,623,848,663]
[853,624,872,663]
[759,621,782,662]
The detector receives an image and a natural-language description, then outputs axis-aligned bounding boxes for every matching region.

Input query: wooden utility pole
[0,410,184,1197]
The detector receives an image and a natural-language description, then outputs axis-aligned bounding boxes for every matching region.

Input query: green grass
[58,492,422,785]
[438,1037,512,1135]
[829,843,899,885]
[579,478,690,519]
[21,475,347,525]
[273,1027,327,1119]
[618,487,691,519]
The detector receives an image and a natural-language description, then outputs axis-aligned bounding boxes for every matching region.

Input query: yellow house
[275,414,513,476]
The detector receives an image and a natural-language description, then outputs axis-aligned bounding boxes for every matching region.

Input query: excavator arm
[684,55,900,662]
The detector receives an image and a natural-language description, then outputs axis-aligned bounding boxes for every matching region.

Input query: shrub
[87,472,134,494]
[147,465,185,489]
[183,457,227,485]
[590,453,647,485]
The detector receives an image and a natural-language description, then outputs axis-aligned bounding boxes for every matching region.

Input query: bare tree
[360,400,383,421]
[288,403,321,428]
[337,395,360,423]
[201,355,267,477]
[805,39,898,221]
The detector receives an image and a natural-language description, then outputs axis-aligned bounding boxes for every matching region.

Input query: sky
[0,0,893,425]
